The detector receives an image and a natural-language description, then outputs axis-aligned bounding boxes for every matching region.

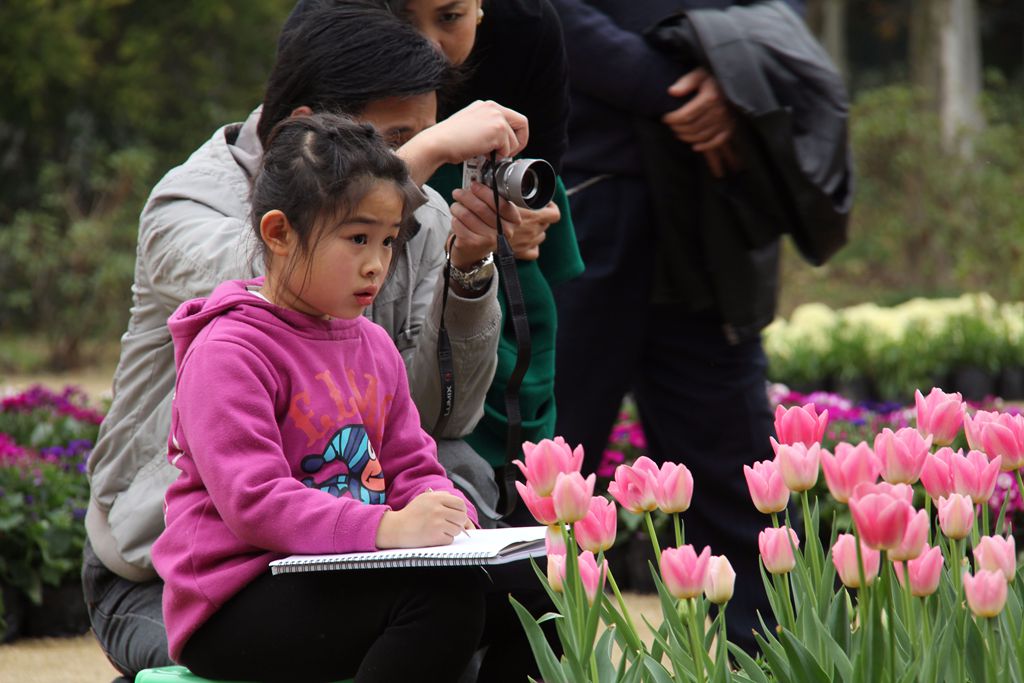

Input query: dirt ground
[1,368,666,681]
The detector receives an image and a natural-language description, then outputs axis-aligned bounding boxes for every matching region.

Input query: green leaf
[594,628,618,683]
[726,643,772,683]
[964,617,987,683]
[779,628,832,683]
[642,655,677,683]
[510,596,568,683]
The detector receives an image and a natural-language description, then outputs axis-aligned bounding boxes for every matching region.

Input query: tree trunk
[910,0,984,156]
[806,0,848,78]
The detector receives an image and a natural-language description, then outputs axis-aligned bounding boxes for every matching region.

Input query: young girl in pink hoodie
[152,113,550,682]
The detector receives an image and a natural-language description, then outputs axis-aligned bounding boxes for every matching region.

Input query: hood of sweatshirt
[167,277,364,371]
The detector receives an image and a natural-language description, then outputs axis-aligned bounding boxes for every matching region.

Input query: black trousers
[180,562,556,683]
[553,174,777,654]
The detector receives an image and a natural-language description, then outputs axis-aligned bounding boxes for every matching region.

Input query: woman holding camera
[394,0,584,520]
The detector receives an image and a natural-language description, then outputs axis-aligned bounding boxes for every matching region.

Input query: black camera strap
[433,152,532,519]
[488,152,532,518]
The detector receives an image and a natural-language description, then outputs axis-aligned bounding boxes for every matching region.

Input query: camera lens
[494,158,556,210]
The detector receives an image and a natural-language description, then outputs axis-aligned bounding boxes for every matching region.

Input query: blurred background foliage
[0,0,1022,372]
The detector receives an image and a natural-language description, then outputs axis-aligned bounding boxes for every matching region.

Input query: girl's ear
[260,210,294,258]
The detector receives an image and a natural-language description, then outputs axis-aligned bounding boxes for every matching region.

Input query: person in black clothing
[547,0,852,656]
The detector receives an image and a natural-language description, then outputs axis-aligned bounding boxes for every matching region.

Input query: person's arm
[375,336,480,547]
[547,0,683,118]
[174,341,392,555]
[396,100,530,187]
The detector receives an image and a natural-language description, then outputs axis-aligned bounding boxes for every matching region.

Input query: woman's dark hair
[251,112,422,287]
[258,3,450,147]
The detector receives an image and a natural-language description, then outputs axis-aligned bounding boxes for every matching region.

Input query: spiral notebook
[269,525,548,574]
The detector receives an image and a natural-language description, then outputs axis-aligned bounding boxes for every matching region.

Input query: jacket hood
[168,278,265,371]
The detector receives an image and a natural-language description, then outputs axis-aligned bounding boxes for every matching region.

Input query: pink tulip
[915,387,965,447]
[660,545,711,599]
[773,441,821,492]
[964,410,1000,451]
[547,553,566,592]
[937,493,975,540]
[963,569,1008,618]
[821,441,881,504]
[552,471,595,524]
[952,449,1001,504]
[743,460,790,514]
[513,436,584,497]
[852,481,915,505]
[515,481,559,526]
[545,525,566,557]
[874,427,932,485]
[890,509,929,562]
[975,413,1024,471]
[704,555,736,605]
[577,550,608,604]
[608,456,660,513]
[849,489,914,550]
[774,403,829,447]
[894,545,944,597]
[575,496,617,554]
[759,527,800,575]
[832,533,880,588]
[974,535,1016,582]
[919,447,956,502]
[655,462,694,514]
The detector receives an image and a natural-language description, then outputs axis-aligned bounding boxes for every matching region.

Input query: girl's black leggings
[179,561,557,683]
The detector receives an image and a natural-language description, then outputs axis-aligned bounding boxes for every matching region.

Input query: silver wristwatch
[449,253,495,292]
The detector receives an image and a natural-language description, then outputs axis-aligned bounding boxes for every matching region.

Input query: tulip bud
[773,441,821,492]
[577,551,608,604]
[655,461,694,514]
[821,441,881,504]
[964,569,1009,618]
[974,535,1016,583]
[546,553,565,593]
[952,449,1001,504]
[575,496,617,554]
[743,459,790,514]
[512,437,584,497]
[552,471,595,524]
[759,527,799,575]
[849,490,914,551]
[937,493,974,541]
[660,545,712,599]
[915,387,964,447]
[894,544,944,597]
[704,555,736,605]
[890,509,929,562]
[516,481,559,526]
[832,533,880,588]
[920,447,956,502]
[774,403,829,447]
[545,525,567,558]
[608,457,659,513]
[874,427,932,485]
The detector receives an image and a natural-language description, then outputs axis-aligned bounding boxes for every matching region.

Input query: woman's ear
[290,105,313,118]
[260,210,294,258]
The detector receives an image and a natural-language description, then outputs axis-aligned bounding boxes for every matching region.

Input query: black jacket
[641,0,852,342]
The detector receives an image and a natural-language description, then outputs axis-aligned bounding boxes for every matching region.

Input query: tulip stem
[673,513,685,547]
[924,496,932,545]
[800,491,821,583]
[605,568,642,653]
[685,598,707,683]
[982,503,990,538]
[644,512,662,566]
[881,550,896,681]
[771,511,780,529]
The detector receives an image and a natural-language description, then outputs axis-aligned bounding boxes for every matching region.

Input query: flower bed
[0,385,104,640]
[764,294,1024,401]
[526,386,1024,680]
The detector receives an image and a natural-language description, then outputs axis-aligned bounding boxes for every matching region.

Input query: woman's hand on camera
[397,100,529,185]
[510,201,559,261]
[450,181,521,269]
[375,490,469,548]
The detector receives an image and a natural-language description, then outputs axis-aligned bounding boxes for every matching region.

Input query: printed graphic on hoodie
[300,425,386,504]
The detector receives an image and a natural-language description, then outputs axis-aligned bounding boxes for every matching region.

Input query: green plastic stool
[135,665,353,683]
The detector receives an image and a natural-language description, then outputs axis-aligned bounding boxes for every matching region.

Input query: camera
[462,156,556,211]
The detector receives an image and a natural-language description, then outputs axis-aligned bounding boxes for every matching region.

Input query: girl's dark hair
[258,3,450,147]
[251,112,421,281]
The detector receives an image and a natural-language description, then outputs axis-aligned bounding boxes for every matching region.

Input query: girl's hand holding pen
[374,488,470,549]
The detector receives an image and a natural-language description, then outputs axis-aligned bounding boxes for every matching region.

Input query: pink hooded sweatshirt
[152,278,476,661]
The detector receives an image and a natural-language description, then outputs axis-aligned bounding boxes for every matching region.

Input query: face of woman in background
[399,0,481,66]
